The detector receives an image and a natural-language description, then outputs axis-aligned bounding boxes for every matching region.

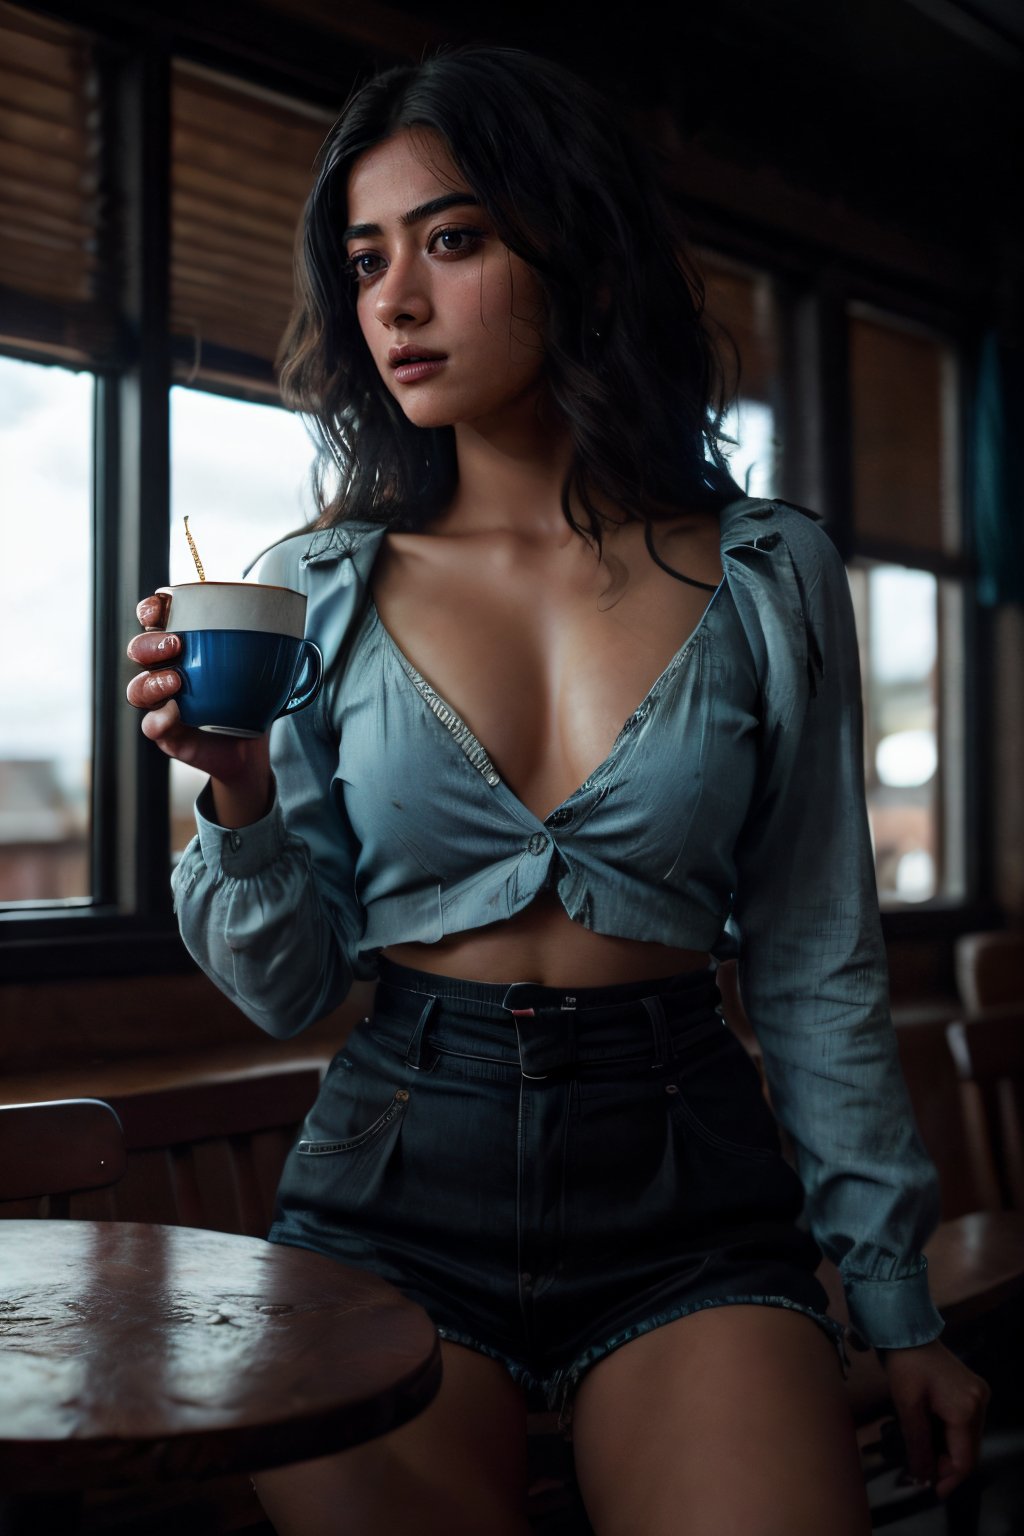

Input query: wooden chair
[101,1063,324,1236]
[0,1063,326,1237]
[941,1008,1024,1496]
[946,1010,1024,1218]
[0,1097,126,1214]
[955,931,1024,1014]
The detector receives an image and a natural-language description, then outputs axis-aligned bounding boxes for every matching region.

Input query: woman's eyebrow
[343,192,481,244]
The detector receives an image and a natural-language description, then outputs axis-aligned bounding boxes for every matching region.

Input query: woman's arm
[726,508,944,1350]
[172,668,365,1041]
[727,509,991,1492]
[129,590,359,1037]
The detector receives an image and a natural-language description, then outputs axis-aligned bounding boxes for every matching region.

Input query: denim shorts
[268,960,849,1432]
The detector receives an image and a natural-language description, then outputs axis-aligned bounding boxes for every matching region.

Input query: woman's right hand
[127,594,273,824]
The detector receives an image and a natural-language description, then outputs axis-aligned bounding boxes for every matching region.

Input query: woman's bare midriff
[382,890,711,987]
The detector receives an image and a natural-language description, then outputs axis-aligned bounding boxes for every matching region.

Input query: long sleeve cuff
[842,1259,945,1350]
[194,781,286,880]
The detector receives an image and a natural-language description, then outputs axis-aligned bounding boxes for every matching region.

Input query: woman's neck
[442,392,580,543]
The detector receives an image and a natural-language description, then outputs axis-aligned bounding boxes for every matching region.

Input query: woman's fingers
[126,663,181,711]
[136,593,170,630]
[126,630,179,668]
[895,1396,937,1487]
[934,1417,981,1499]
[126,629,182,712]
[932,1379,991,1498]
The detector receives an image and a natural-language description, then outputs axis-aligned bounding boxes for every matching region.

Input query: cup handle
[280,640,324,717]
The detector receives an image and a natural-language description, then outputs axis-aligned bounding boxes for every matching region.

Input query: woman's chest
[368,530,724,821]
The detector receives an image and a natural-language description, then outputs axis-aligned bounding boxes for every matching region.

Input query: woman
[128,47,988,1536]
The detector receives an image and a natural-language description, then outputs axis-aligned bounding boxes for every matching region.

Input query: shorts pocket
[275,1071,411,1229]
[297,1088,410,1156]
[666,1027,780,1162]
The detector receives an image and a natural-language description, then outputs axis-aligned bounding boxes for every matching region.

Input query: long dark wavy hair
[277,46,743,545]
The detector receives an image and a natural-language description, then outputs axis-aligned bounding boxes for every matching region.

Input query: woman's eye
[347,252,385,283]
[430,226,485,256]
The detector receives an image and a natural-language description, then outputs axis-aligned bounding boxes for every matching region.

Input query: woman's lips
[387,345,447,384]
[390,357,447,384]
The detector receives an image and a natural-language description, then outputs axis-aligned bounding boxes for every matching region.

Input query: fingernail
[156,635,177,652]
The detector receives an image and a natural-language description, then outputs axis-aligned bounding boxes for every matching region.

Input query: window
[849,563,966,904]
[0,355,94,903]
[0,3,334,973]
[846,307,967,906]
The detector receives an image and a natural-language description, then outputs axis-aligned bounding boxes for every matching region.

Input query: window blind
[700,256,779,404]
[0,1,101,360]
[850,309,959,555]
[171,61,334,387]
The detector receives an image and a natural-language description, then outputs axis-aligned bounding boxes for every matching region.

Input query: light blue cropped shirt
[172,495,945,1352]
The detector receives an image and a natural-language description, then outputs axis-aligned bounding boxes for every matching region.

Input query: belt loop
[403,995,440,1071]
[512,1013,548,1080]
[641,994,669,1069]
[510,1007,579,1080]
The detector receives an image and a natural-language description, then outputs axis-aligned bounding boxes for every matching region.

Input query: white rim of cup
[158,582,307,638]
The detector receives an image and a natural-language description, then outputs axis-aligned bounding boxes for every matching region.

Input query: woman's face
[343,128,546,432]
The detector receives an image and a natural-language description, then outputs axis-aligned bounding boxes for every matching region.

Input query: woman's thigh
[253,1341,533,1536]
[571,1303,870,1536]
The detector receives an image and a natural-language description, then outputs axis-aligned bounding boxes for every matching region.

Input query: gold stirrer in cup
[184,516,206,582]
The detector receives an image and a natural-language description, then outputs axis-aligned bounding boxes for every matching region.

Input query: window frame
[0,4,1001,981]
[816,281,992,932]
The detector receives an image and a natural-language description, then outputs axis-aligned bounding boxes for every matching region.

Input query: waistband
[373,959,725,1080]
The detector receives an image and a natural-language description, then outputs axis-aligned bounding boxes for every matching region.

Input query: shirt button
[526,833,548,856]
[229,832,242,852]
[548,807,574,828]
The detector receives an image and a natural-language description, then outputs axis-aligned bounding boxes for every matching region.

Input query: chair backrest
[0,1097,126,1215]
[893,1017,1003,1218]
[0,1066,324,1232]
[947,1009,1024,1211]
[955,931,1024,1013]
[105,1064,323,1234]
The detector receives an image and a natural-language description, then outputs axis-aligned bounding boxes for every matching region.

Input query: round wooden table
[0,1220,442,1515]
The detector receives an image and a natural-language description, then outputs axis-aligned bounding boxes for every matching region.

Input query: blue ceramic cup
[160,581,323,738]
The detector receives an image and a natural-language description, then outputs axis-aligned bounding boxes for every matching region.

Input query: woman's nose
[374,259,429,329]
